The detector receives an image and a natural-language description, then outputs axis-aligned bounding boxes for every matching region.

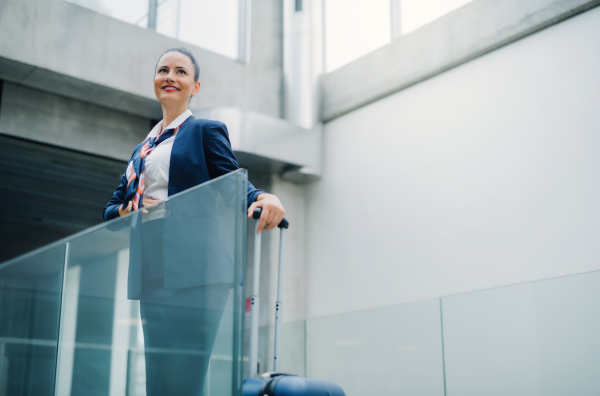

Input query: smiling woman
[102,47,285,396]
[153,47,200,107]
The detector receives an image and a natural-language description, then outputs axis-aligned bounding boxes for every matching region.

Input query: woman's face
[153,51,200,106]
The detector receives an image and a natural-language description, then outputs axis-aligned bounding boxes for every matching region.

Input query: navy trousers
[138,219,230,396]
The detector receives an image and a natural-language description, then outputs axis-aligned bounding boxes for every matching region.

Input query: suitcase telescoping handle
[249,208,289,379]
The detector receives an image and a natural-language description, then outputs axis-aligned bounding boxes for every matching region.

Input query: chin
[158,94,184,105]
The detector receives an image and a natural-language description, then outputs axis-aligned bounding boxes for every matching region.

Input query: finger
[128,201,134,212]
[270,206,284,230]
[257,207,271,234]
[274,212,284,229]
[143,200,158,208]
[248,201,260,218]
[264,208,277,230]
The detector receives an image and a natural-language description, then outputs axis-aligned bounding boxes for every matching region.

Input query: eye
[177,70,187,74]
[158,68,167,73]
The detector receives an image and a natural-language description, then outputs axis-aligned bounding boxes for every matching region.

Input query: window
[399,0,473,35]
[324,0,474,73]
[325,0,391,73]
[65,0,239,60]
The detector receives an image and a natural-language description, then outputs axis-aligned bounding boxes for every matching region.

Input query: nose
[164,71,176,82]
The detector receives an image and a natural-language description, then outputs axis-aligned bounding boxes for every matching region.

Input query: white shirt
[144,109,192,201]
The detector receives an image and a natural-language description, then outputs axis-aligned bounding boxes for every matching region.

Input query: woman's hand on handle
[248,193,285,234]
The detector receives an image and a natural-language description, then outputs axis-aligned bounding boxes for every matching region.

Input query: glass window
[65,0,239,60]
[163,0,239,60]
[66,0,150,27]
[325,0,475,73]
[400,0,473,35]
[325,0,391,73]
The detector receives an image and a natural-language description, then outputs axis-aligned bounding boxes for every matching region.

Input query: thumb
[128,201,133,212]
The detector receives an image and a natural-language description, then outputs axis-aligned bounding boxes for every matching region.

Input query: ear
[192,81,201,97]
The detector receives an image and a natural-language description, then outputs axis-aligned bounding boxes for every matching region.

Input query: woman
[103,47,285,395]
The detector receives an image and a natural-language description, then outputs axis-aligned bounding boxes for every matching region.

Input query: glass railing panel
[247,321,306,377]
[307,299,445,395]
[53,169,247,396]
[0,244,66,396]
[441,270,600,396]
[279,320,307,376]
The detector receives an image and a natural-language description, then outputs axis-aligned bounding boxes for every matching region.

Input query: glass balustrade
[441,271,600,396]
[304,270,600,396]
[0,169,248,396]
[245,321,306,377]
[3,167,599,395]
[308,299,445,395]
[0,244,65,396]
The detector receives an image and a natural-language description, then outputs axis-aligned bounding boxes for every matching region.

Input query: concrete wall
[306,6,600,318]
[268,175,308,323]
[321,0,600,121]
[0,83,149,161]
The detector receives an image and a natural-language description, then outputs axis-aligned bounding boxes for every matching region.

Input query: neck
[161,103,189,131]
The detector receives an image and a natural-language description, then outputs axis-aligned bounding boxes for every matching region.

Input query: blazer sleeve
[205,122,266,208]
[103,147,139,222]
[103,172,128,222]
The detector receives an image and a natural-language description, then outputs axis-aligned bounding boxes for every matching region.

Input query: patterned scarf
[124,118,188,210]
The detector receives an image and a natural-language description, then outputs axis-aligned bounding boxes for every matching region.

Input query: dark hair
[155,47,200,82]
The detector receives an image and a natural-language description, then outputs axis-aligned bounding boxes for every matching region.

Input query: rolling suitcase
[242,209,345,396]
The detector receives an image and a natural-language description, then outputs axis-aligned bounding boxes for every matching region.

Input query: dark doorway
[0,134,126,262]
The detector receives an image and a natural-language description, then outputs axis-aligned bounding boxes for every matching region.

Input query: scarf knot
[124,118,187,210]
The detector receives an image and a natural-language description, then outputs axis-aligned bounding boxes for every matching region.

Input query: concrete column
[148,0,158,30]
[283,0,324,129]
[238,0,252,63]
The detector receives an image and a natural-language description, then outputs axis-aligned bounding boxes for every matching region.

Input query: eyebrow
[158,66,189,70]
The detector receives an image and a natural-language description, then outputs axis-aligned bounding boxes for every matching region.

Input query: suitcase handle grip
[253,208,289,229]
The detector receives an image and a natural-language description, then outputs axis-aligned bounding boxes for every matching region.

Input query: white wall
[269,175,308,323]
[306,7,600,318]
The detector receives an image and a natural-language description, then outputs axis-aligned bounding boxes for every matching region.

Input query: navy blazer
[103,117,264,298]
[103,116,264,221]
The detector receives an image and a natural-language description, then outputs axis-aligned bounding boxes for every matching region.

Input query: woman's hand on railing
[118,196,162,216]
[118,201,133,217]
[248,193,285,234]
[141,196,162,214]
